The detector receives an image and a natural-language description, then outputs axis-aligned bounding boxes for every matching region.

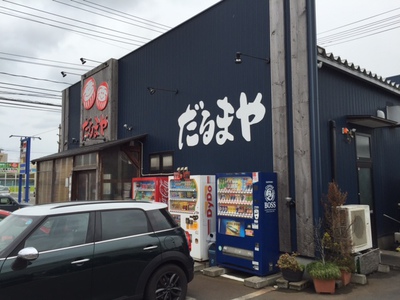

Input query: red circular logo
[82,77,96,110]
[96,82,109,111]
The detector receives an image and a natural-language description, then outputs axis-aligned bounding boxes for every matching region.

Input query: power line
[0,102,61,113]
[318,13,400,44]
[318,6,400,35]
[0,72,70,85]
[318,6,400,46]
[0,86,61,98]
[0,91,61,100]
[0,9,143,47]
[4,0,152,41]
[81,0,171,30]
[53,0,165,34]
[320,24,400,47]
[0,97,62,108]
[0,56,90,71]
[0,82,61,93]
[0,51,93,68]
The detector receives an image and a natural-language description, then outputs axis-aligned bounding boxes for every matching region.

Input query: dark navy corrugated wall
[117,0,272,175]
[68,82,82,150]
[318,65,400,239]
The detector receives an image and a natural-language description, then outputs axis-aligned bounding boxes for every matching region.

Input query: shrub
[277,252,305,272]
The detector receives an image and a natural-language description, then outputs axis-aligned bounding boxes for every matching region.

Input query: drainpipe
[306,0,323,224]
[284,0,297,251]
[330,120,337,181]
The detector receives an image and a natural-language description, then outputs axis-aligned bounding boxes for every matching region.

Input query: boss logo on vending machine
[264,184,276,212]
[252,206,259,230]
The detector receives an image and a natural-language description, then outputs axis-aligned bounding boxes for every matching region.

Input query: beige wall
[270,0,314,256]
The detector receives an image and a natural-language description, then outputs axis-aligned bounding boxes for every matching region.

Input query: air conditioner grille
[339,205,372,253]
[351,210,367,246]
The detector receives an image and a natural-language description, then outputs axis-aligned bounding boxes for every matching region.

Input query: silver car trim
[71,258,90,265]
[143,245,158,251]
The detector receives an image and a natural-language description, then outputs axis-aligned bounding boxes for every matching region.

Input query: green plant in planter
[306,261,341,280]
[336,255,356,273]
[322,182,355,274]
[277,252,305,272]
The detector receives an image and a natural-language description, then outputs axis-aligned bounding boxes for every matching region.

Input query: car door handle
[143,245,158,251]
[71,258,90,265]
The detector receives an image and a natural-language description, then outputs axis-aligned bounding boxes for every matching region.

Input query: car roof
[12,200,168,216]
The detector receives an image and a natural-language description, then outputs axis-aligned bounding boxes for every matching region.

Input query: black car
[0,201,194,300]
[0,195,31,212]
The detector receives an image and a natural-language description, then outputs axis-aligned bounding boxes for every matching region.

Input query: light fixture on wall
[147,87,179,95]
[342,127,356,143]
[235,52,270,64]
[317,61,323,68]
[61,71,82,77]
[80,57,102,65]
[123,124,133,131]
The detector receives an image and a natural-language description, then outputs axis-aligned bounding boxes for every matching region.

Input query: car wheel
[145,264,188,300]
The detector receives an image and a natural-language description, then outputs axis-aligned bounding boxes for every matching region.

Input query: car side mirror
[12,247,39,271]
[18,247,39,261]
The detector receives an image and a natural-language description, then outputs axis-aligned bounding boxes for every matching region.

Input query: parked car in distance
[0,195,31,212]
[0,209,10,221]
[0,185,10,196]
[0,200,194,300]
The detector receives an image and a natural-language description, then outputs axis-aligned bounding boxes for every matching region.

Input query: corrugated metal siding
[372,127,400,237]
[68,82,82,150]
[318,65,400,238]
[117,0,273,174]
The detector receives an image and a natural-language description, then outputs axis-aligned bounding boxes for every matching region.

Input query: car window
[0,197,11,205]
[101,209,149,240]
[0,215,36,253]
[25,213,90,252]
[147,208,178,231]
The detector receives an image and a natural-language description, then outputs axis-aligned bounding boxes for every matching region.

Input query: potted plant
[323,181,355,286]
[335,255,355,286]
[306,261,341,294]
[277,252,305,282]
[305,223,342,294]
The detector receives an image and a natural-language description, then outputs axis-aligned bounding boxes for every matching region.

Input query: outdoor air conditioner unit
[338,205,373,253]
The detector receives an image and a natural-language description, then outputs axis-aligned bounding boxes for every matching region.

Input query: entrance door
[73,171,97,201]
[357,167,373,209]
[355,134,376,246]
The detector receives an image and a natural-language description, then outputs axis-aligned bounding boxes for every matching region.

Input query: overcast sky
[1,0,399,162]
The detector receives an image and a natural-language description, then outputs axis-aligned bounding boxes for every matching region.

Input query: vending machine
[168,175,216,261]
[132,177,168,204]
[216,172,279,276]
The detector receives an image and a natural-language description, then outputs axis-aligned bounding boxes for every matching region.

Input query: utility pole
[9,135,41,203]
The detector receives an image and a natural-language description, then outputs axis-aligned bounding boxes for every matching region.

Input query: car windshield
[0,214,38,255]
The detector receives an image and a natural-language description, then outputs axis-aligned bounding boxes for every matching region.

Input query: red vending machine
[132,177,168,204]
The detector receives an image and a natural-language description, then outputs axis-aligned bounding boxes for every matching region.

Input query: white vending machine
[168,175,216,261]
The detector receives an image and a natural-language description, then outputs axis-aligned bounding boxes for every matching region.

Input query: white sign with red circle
[82,77,96,110]
[96,82,109,111]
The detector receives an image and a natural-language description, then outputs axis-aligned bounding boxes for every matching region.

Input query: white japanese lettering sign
[177,92,266,149]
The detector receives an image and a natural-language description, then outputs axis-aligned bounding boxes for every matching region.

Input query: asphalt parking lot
[187,267,400,300]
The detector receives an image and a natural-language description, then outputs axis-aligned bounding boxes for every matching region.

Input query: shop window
[150,152,173,173]
[74,153,97,167]
[101,148,139,200]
